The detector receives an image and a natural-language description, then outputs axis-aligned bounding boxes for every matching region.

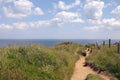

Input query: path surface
[71,56,110,80]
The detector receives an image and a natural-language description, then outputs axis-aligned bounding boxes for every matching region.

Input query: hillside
[0,42,83,80]
[0,42,120,80]
[86,44,120,80]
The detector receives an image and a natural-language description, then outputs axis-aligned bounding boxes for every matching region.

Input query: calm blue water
[0,39,119,47]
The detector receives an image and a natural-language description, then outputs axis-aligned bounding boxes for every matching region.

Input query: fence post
[109,39,111,48]
[117,42,120,54]
[103,41,105,46]
[96,42,100,49]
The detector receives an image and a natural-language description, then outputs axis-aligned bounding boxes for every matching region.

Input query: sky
[0,0,120,39]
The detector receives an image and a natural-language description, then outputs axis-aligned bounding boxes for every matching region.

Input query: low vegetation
[0,42,83,80]
[86,44,120,79]
[86,74,104,80]
[0,41,120,80]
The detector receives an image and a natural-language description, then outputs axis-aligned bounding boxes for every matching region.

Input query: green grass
[86,44,120,79]
[86,74,104,80]
[0,42,84,80]
[1,42,120,80]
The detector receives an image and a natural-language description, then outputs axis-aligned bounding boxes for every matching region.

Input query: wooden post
[103,41,105,46]
[109,39,111,48]
[117,42,120,54]
[96,42,100,49]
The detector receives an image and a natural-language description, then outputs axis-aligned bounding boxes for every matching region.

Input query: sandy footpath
[71,56,110,80]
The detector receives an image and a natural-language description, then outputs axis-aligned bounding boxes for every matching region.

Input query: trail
[71,48,111,80]
[71,56,110,80]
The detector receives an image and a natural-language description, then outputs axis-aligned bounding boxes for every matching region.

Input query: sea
[0,39,120,47]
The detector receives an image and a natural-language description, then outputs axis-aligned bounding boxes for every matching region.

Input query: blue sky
[0,0,120,39]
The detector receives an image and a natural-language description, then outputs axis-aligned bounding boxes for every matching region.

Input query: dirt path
[71,56,110,80]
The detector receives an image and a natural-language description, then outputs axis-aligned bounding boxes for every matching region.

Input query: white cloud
[3,0,33,18]
[102,18,120,28]
[3,0,13,3]
[55,11,78,19]
[84,26,100,31]
[30,21,52,28]
[2,0,44,18]
[84,18,120,31]
[14,0,33,14]
[75,0,81,5]
[34,7,44,15]
[71,18,84,23]
[3,7,28,18]
[84,0,104,20]
[13,22,28,29]
[0,21,54,30]
[0,24,13,29]
[58,0,80,10]
[111,5,120,16]
[1,18,120,31]
[88,19,102,25]
[50,18,64,26]
[0,22,29,30]
[0,11,84,29]
[55,11,84,23]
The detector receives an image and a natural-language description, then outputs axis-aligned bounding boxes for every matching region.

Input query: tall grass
[0,42,83,80]
[86,44,120,79]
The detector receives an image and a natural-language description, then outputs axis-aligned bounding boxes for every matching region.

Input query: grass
[1,42,120,80]
[0,42,84,80]
[86,74,104,80]
[86,44,120,79]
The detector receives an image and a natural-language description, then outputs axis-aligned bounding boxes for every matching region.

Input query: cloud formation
[0,11,84,29]
[34,7,44,15]
[55,11,84,23]
[58,0,80,10]
[84,0,104,20]
[84,18,120,31]
[2,0,44,18]
[0,0,120,32]
[112,5,120,16]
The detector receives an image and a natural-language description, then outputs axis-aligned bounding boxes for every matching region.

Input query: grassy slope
[1,42,120,80]
[0,42,83,80]
[86,44,120,79]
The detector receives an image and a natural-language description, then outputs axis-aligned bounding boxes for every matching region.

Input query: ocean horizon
[0,39,120,47]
